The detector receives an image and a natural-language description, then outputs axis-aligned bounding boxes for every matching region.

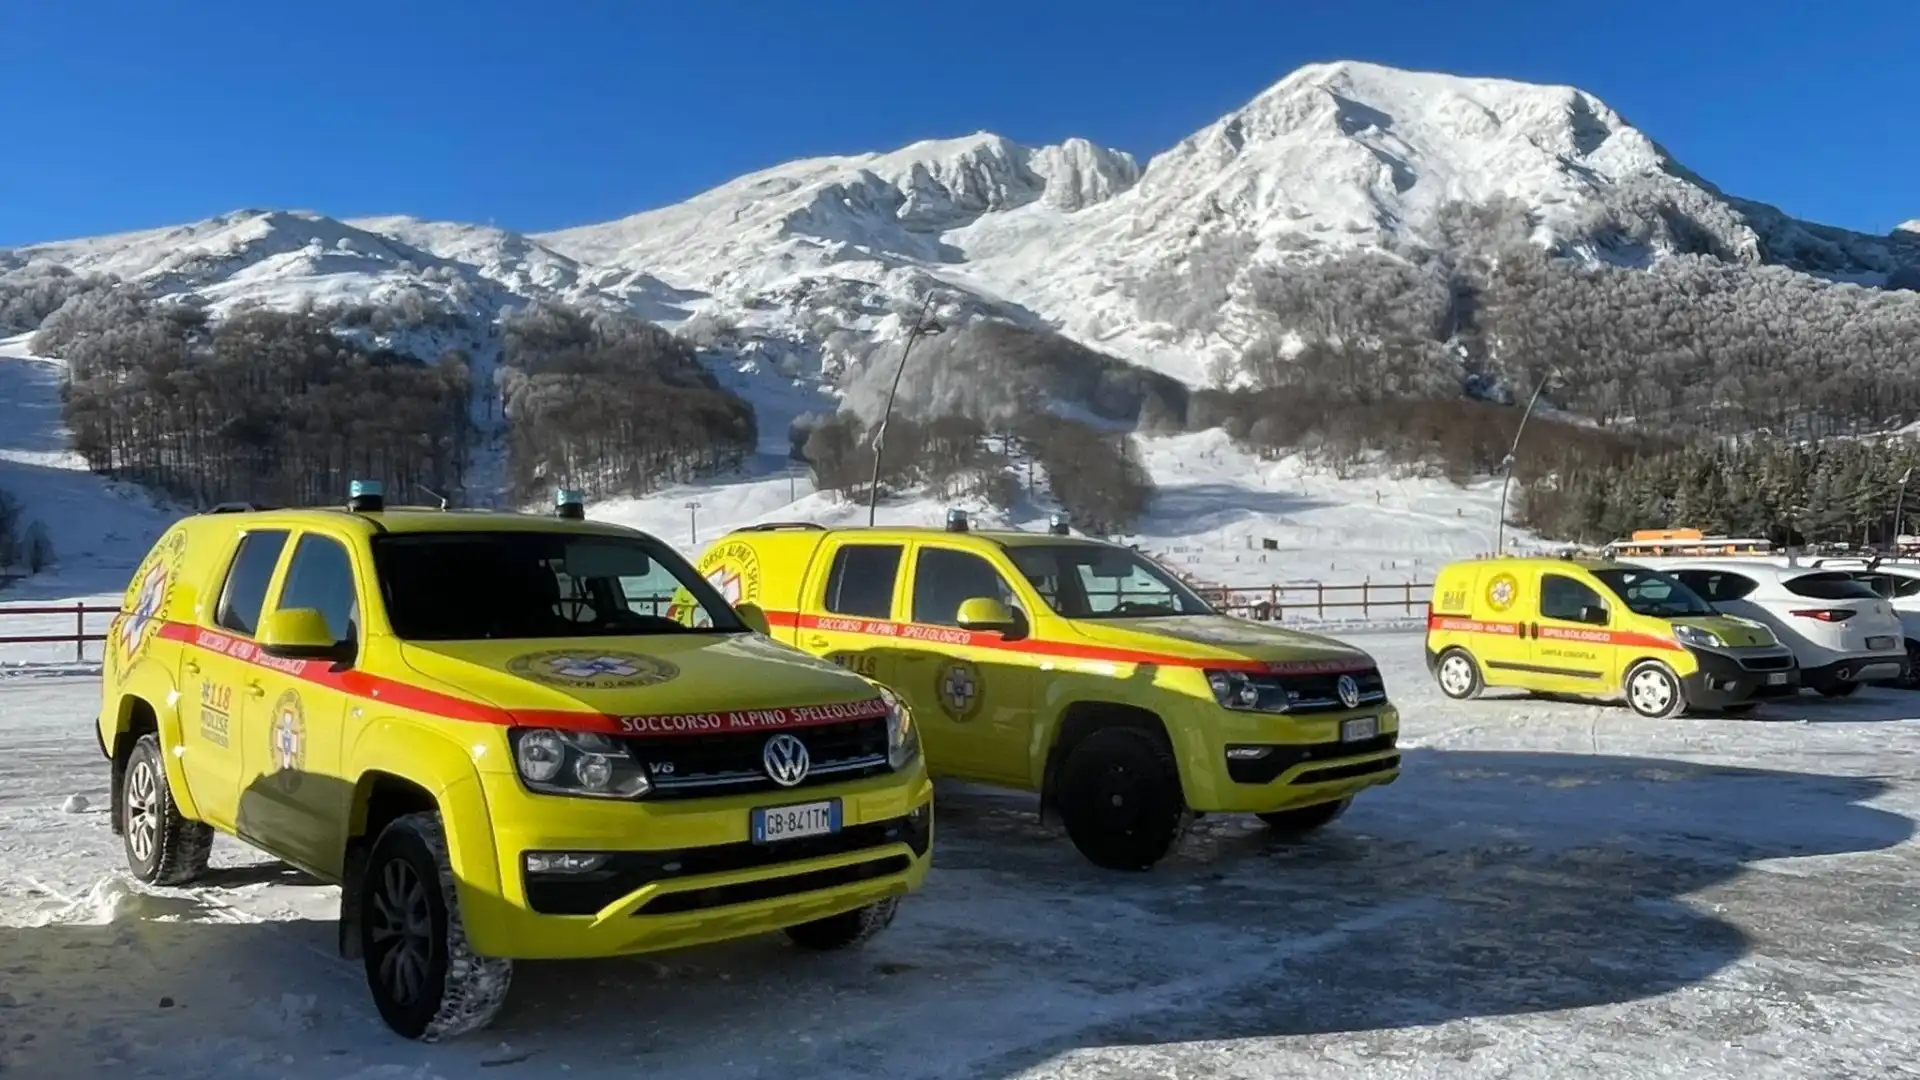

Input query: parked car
[682,511,1401,871]
[1816,561,1920,687]
[1621,558,1907,696]
[98,484,931,1040]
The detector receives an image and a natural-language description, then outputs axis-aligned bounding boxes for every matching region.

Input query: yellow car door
[1467,565,1536,689]
[1528,569,1619,693]
[896,542,1034,785]
[182,528,293,832]
[795,537,908,684]
[236,529,360,878]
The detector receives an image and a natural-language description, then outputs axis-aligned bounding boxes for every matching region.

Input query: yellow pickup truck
[686,514,1400,871]
[97,484,931,1040]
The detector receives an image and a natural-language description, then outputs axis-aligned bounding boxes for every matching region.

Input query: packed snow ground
[4,631,1919,1080]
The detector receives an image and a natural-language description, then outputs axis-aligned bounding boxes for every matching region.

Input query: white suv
[1621,558,1908,697]
[1818,561,1920,688]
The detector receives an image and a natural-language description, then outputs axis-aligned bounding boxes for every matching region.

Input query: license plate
[1340,715,1378,742]
[1868,636,1896,651]
[1766,672,1789,685]
[751,799,841,843]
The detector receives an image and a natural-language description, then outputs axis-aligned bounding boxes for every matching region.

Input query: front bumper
[1187,704,1402,814]
[1681,645,1800,709]
[461,767,934,960]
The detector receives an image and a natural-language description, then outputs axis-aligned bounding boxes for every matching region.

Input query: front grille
[1226,731,1399,785]
[622,717,890,799]
[1275,668,1388,714]
[1736,652,1795,672]
[524,810,931,916]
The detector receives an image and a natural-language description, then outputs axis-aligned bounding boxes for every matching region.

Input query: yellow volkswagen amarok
[1425,555,1799,717]
[97,484,930,1041]
[683,513,1400,871]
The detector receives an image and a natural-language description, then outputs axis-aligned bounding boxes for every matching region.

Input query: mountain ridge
[6,60,1915,396]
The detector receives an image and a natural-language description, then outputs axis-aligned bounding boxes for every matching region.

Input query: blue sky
[1,0,1913,247]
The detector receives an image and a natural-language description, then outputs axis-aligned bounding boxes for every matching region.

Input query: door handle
[805,635,830,649]
[245,681,266,699]
[183,660,200,676]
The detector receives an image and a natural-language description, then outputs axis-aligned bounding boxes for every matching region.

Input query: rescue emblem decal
[110,529,188,679]
[672,539,763,628]
[1486,573,1519,612]
[507,649,680,689]
[270,689,307,793]
[936,658,984,722]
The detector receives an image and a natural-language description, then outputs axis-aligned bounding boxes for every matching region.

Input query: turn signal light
[1789,608,1855,622]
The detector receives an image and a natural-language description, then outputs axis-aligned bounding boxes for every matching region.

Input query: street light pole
[867,294,944,527]
[1494,367,1555,556]
[1894,467,1914,551]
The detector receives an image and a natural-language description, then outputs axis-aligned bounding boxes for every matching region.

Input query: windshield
[1592,567,1716,618]
[1005,544,1215,620]
[371,531,744,641]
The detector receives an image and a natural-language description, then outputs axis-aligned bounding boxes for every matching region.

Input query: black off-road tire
[1257,797,1352,837]
[119,733,213,886]
[360,811,512,1041]
[1056,726,1187,871]
[1433,648,1484,700]
[784,897,900,951]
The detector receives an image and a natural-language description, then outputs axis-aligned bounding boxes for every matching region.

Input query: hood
[1065,615,1374,672]
[398,631,881,718]
[1673,615,1779,649]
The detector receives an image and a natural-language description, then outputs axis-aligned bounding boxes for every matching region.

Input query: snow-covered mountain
[6,59,1917,436]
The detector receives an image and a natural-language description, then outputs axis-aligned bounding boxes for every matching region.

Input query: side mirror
[1579,604,1609,626]
[734,601,771,636]
[257,607,348,662]
[956,597,1024,640]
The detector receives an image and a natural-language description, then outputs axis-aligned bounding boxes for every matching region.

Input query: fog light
[525,852,607,874]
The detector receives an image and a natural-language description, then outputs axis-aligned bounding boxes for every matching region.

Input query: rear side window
[1785,572,1881,601]
[1674,569,1759,602]
[215,530,290,636]
[822,545,902,619]
[274,534,360,643]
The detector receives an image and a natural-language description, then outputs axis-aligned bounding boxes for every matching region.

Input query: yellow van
[1425,556,1798,717]
[681,515,1400,871]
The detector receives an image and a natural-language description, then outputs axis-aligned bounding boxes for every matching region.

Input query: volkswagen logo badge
[1336,674,1361,710]
[762,733,811,787]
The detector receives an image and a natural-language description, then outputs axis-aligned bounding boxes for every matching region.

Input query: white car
[1817,561,1920,687]
[1620,557,1908,697]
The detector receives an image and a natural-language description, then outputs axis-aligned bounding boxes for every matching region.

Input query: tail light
[1790,608,1855,622]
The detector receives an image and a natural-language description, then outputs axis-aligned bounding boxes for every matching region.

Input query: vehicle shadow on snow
[0,747,1910,1079]
[1486,686,1920,724]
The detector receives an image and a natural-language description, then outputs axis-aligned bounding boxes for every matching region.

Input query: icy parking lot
[4,629,1920,1080]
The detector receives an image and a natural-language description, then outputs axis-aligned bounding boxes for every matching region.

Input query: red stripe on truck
[152,620,889,737]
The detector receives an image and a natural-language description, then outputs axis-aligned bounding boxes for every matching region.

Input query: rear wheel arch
[108,696,161,835]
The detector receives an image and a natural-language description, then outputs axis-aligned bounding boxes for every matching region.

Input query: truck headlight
[1673,625,1725,649]
[1205,670,1284,712]
[509,728,652,799]
[882,690,920,769]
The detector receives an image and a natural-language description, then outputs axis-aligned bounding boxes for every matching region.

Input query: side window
[1674,569,1754,602]
[274,534,360,643]
[1894,576,1920,600]
[823,545,903,619]
[215,530,290,636]
[911,547,1018,626]
[1539,573,1606,625]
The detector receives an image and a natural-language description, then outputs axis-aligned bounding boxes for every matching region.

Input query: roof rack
[732,522,826,533]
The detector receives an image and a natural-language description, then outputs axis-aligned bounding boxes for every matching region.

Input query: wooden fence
[0,582,1438,665]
